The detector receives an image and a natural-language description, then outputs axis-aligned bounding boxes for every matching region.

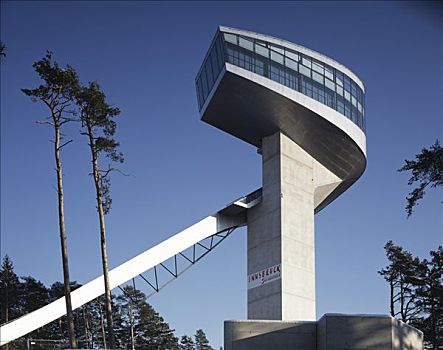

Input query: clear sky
[1,1,442,348]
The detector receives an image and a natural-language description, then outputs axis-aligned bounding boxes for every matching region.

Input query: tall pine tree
[76,81,124,348]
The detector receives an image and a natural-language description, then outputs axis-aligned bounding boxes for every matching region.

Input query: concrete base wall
[224,314,423,350]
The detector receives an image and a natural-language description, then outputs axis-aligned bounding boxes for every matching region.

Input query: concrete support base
[224,314,423,350]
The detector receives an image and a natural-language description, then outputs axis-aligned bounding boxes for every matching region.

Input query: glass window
[239,37,254,51]
[312,71,323,84]
[351,81,357,97]
[286,50,299,61]
[214,39,223,70]
[351,95,357,108]
[201,69,208,100]
[196,79,203,108]
[210,51,219,79]
[324,66,334,80]
[344,76,351,92]
[336,85,343,96]
[205,61,214,90]
[344,90,351,101]
[286,71,298,89]
[255,43,269,58]
[299,64,311,77]
[255,59,265,76]
[285,57,298,71]
[223,33,237,44]
[269,44,284,54]
[312,61,324,74]
[336,71,344,87]
[325,78,335,91]
[302,56,312,68]
[271,50,284,64]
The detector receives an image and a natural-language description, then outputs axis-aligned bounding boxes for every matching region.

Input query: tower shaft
[247,131,339,321]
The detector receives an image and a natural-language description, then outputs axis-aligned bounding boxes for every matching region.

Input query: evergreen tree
[413,247,443,350]
[116,285,178,349]
[180,335,195,350]
[378,241,422,322]
[194,329,213,350]
[399,140,443,216]
[76,81,124,348]
[0,41,5,60]
[21,52,80,348]
[0,255,22,324]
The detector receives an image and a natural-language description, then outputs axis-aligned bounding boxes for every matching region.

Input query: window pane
[344,90,351,101]
[336,85,343,96]
[205,62,213,90]
[312,71,323,84]
[302,56,311,68]
[285,57,298,71]
[269,45,284,54]
[286,50,299,61]
[336,71,344,86]
[324,66,334,80]
[270,50,284,64]
[223,33,237,44]
[299,64,311,77]
[325,78,335,91]
[255,43,269,58]
[239,37,254,51]
[312,61,324,74]
[344,76,351,91]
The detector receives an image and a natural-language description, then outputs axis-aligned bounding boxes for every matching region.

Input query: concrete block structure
[225,315,423,350]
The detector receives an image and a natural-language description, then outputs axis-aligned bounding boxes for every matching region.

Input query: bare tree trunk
[5,294,9,350]
[54,121,77,349]
[98,298,107,349]
[389,280,395,317]
[129,300,135,350]
[87,127,116,348]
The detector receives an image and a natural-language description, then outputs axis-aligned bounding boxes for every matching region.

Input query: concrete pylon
[247,132,340,321]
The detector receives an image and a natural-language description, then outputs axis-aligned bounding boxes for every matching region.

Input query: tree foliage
[379,243,443,349]
[180,335,195,350]
[0,256,201,349]
[76,81,123,214]
[399,140,443,216]
[0,41,6,60]
[195,329,213,350]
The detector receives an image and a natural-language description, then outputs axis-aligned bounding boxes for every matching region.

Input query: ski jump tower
[196,26,367,320]
[197,27,422,349]
[0,26,423,349]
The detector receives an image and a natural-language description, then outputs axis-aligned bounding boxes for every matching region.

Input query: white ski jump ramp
[0,190,261,345]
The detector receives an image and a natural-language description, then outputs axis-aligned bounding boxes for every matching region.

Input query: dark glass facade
[196,30,366,132]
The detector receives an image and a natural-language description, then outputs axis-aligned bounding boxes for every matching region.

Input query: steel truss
[118,227,237,298]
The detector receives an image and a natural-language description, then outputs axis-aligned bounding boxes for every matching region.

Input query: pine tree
[76,81,124,348]
[194,329,213,350]
[180,335,195,350]
[399,140,443,216]
[0,256,22,324]
[116,285,179,349]
[378,241,422,322]
[413,247,443,350]
[21,52,79,348]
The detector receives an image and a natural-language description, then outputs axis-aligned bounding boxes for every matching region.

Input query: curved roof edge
[219,25,366,93]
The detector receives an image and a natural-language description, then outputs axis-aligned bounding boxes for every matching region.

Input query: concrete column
[247,131,330,321]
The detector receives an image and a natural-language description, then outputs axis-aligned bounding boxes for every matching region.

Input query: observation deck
[196,26,367,212]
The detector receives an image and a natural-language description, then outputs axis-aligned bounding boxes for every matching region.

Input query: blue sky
[1,1,442,348]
